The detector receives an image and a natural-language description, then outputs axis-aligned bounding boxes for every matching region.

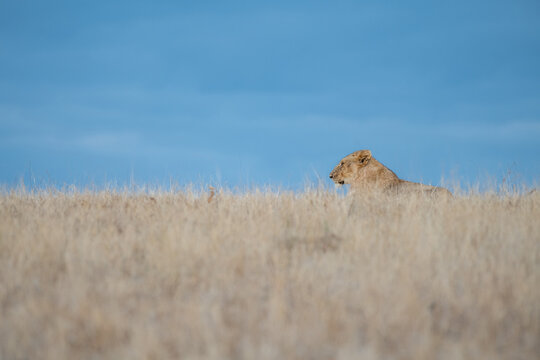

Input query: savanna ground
[0,185,539,360]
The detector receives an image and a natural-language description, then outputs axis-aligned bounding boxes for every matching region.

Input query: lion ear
[364,150,372,160]
[355,150,372,162]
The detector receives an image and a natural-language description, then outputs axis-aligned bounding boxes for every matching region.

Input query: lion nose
[329,174,333,179]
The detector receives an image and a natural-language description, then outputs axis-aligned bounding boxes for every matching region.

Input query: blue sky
[1,0,539,189]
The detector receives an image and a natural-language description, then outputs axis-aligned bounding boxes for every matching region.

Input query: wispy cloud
[2,131,141,154]
[77,132,141,154]
[439,121,540,142]
[1,129,244,166]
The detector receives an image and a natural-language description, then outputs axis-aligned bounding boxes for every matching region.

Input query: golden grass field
[0,186,539,360]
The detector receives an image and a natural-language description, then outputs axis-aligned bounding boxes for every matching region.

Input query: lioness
[329,150,452,196]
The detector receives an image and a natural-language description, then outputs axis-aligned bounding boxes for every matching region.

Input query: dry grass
[0,186,539,360]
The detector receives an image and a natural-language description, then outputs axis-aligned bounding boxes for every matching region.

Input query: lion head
[329,150,372,185]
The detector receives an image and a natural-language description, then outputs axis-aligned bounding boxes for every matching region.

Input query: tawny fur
[329,150,452,196]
